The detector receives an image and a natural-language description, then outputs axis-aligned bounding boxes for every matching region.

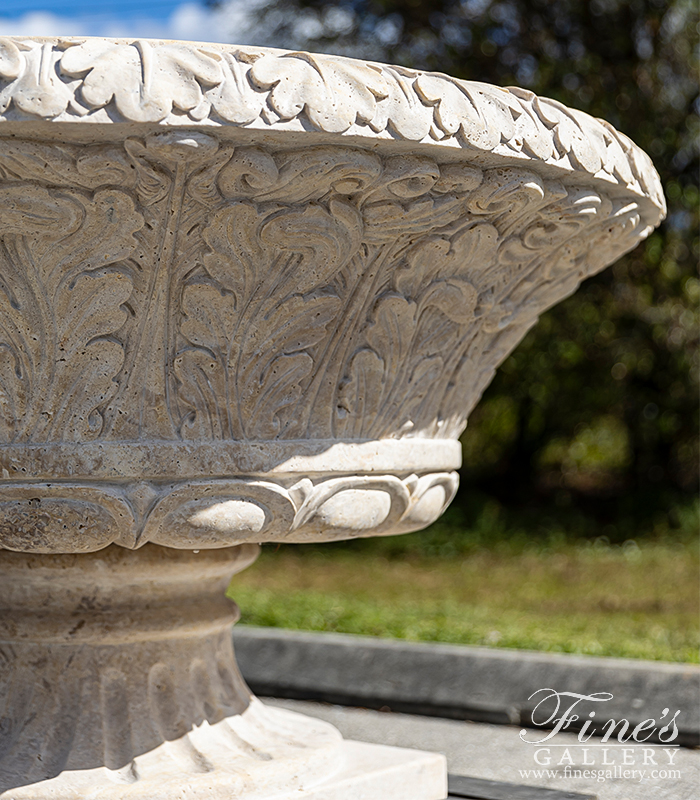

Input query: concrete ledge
[233,627,700,746]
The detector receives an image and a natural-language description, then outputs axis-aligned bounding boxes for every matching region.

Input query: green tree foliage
[219,0,698,536]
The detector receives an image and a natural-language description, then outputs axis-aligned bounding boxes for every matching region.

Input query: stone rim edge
[0,36,666,219]
[0,439,462,481]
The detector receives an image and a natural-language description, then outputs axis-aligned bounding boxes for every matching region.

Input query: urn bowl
[0,36,664,555]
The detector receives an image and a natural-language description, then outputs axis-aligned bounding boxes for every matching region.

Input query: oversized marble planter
[0,36,664,799]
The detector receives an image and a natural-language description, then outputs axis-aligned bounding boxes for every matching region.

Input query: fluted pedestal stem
[0,545,346,798]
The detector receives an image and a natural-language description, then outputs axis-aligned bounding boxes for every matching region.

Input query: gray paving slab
[447,774,596,799]
[234,628,700,745]
[266,698,700,800]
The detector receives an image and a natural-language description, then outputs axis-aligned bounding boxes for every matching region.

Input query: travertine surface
[0,35,664,799]
[0,543,446,799]
[0,38,664,552]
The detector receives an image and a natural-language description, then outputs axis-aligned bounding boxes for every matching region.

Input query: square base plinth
[273,740,447,800]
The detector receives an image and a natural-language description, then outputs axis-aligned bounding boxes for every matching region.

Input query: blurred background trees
[212,0,698,542]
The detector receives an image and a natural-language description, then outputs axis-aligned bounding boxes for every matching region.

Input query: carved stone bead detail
[0,472,459,552]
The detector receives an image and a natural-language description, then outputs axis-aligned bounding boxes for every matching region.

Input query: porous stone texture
[269,700,699,800]
[0,544,446,799]
[0,35,665,799]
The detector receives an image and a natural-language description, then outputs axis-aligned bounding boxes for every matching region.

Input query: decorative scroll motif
[0,38,665,212]
[0,471,459,552]
[0,137,658,448]
[0,186,141,442]
[0,125,661,554]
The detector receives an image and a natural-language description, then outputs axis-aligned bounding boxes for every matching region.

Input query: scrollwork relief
[0,471,459,552]
[0,38,665,214]
[0,185,141,443]
[0,135,656,447]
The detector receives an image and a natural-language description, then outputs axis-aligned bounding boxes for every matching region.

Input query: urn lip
[0,35,665,221]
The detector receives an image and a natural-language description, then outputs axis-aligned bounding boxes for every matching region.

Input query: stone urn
[0,36,664,799]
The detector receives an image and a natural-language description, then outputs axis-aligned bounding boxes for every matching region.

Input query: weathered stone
[0,35,665,799]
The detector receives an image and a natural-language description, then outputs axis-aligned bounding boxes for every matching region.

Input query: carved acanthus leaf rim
[0,36,665,216]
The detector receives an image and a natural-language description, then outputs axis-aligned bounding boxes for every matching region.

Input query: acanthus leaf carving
[201,201,265,300]
[495,86,556,161]
[179,186,362,439]
[0,135,659,448]
[336,349,384,439]
[336,221,494,438]
[0,184,142,443]
[259,200,363,293]
[250,51,390,133]
[207,51,266,124]
[60,39,223,123]
[0,138,133,190]
[363,292,418,427]
[0,39,75,118]
[415,74,514,149]
[368,66,434,140]
[532,95,603,174]
[362,196,463,243]
[256,147,382,205]
[122,138,171,206]
[238,293,342,438]
[361,158,468,244]
[0,38,22,81]
[217,146,279,199]
[464,167,548,232]
[49,269,133,442]
[0,37,667,216]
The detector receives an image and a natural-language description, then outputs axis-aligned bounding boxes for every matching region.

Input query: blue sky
[0,0,255,41]
[2,1,184,16]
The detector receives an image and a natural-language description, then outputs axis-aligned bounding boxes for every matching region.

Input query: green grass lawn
[229,510,699,663]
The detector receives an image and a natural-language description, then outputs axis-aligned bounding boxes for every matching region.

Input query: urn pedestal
[0,36,664,799]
